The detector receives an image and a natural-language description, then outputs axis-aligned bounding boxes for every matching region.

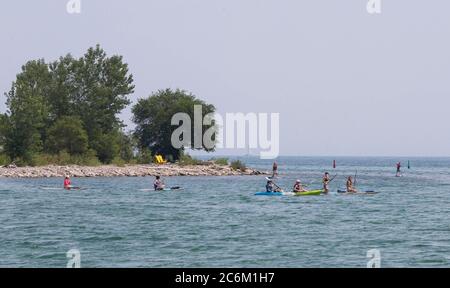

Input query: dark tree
[132,89,216,161]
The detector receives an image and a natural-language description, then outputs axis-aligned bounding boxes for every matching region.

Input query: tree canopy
[133,89,216,161]
[46,116,88,155]
[1,45,135,165]
[0,46,217,166]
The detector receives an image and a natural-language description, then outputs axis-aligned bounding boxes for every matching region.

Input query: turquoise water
[1,157,450,267]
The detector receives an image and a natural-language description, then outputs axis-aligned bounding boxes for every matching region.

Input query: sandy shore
[0,163,268,178]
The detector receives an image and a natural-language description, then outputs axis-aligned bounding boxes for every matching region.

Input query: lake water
[1,156,449,267]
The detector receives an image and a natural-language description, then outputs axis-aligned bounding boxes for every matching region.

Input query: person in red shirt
[64,176,72,190]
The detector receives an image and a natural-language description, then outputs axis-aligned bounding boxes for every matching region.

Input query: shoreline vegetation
[0,157,267,178]
[0,45,219,169]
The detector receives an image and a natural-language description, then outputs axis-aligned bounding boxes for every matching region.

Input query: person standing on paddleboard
[346,176,358,193]
[323,172,331,193]
[396,162,402,176]
[153,176,166,191]
[272,162,278,178]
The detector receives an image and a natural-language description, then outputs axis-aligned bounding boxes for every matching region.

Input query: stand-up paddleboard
[139,187,183,192]
[337,190,379,195]
[41,186,85,190]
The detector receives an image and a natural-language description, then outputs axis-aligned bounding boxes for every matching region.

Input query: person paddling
[396,162,402,177]
[293,180,307,193]
[153,176,166,191]
[323,172,331,193]
[346,176,358,193]
[64,176,73,190]
[266,180,275,192]
[266,180,282,193]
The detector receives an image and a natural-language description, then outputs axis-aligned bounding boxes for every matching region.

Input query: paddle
[321,174,337,187]
[271,181,283,192]
[329,174,338,183]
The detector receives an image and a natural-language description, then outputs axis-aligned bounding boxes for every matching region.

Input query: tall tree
[47,55,78,122]
[132,89,216,161]
[4,60,52,161]
[71,45,134,160]
[2,45,135,164]
[73,45,134,136]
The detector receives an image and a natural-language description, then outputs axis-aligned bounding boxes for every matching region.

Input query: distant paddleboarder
[323,172,331,193]
[64,176,72,190]
[346,176,358,193]
[272,161,278,178]
[63,176,79,190]
[153,176,166,191]
[396,162,402,177]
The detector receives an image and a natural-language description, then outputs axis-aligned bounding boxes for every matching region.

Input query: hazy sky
[1,0,450,157]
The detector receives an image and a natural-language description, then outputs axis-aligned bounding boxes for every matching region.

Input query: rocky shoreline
[0,163,268,178]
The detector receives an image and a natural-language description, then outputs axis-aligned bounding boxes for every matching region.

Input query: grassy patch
[230,160,246,171]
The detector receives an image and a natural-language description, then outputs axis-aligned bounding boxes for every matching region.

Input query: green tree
[2,45,135,165]
[4,60,52,161]
[67,45,135,161]
[91,132,121,164]
[47,55,78,122]
[118,131,136,162]
[72,45,134,138]
[46,116,89,155]
[132,89,216,161]
[0,114,10,150]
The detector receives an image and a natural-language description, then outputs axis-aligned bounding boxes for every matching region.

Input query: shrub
[230,160,246,171]
[111,156,126,167]
[29,154,53,166]
[25,150,101,167]
[127,158,138,165]
[76,149,101,166]
[57,150,72,165]
[118,132,135,162]
[0,154,11,166]
[46,116,89,155]
[91,133,120,164]
[213,158,229,166]
[136,148,152,164]
[178,153,203,166]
